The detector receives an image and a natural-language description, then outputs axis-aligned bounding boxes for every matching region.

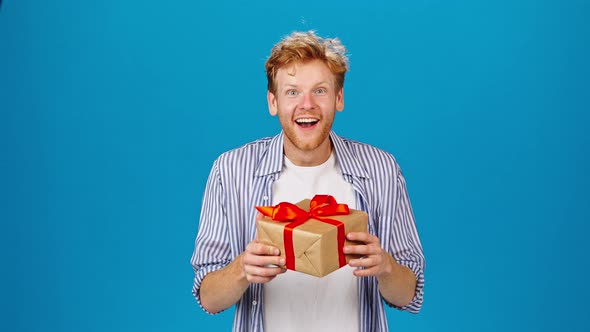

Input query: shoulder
[337,135,401,177]
[212,136,275,173]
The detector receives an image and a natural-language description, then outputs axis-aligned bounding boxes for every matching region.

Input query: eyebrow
[281,81,332,89]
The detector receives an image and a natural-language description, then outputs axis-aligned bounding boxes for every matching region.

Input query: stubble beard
[279,112,334,153]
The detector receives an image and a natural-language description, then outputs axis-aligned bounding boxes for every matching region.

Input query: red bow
[256,195,349,271]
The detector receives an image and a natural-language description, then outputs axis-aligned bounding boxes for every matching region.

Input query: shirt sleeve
[190,160,232,314]
[383,169,425,313]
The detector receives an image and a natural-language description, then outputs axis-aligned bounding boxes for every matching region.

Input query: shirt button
[262,196,268,201]
[252,300,258,305]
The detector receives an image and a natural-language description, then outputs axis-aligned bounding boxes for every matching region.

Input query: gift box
[256,195,368,277]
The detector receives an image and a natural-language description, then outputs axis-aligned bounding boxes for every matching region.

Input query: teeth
[296,118,318,124]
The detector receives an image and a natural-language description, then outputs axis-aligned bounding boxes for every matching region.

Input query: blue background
[1,0,589,331]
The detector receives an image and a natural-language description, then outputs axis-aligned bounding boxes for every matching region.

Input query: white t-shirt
[263,152,359,332]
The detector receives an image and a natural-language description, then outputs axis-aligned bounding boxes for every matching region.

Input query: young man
[191,31,425,332]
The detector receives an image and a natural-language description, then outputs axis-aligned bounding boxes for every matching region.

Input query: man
[191,31,425,331]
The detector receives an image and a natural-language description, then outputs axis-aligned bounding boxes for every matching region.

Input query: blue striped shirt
[191,131,425,331]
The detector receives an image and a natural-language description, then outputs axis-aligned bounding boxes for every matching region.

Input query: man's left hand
[344,232,418,307]
[343,232,394,277]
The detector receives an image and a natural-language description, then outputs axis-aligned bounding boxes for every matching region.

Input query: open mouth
[295,118,319,128]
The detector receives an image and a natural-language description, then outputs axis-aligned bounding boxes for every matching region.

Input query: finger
[346,232,378,244]
[246,242,280,256]
[245,264,285,277]
[343,244,367,255]
[348,255,379,268]
[245,265,287,279]
[246,268,287,284]
[243,253,286,267]
[343,243,382,256]
[246,275,275,284]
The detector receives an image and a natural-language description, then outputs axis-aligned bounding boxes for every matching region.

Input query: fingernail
[274,248,280,255]
[343,247,351,253]
[279,258,285,265]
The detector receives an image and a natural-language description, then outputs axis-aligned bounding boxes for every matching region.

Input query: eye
[315,88,327,95]
[286,90,298,97]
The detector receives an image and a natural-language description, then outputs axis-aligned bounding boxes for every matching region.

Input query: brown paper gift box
[256,199,368,277]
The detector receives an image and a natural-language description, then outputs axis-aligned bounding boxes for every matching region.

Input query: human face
[267,60,344,166]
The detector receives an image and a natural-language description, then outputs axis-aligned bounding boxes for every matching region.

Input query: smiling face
[268,60,344,166]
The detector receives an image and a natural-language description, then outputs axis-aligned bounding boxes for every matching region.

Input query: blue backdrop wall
[1,1,589,331]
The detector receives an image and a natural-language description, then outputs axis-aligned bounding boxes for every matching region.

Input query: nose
[299,92,316,110]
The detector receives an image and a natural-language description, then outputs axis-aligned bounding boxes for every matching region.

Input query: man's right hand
[241,239,287,283]
[200,238,286,313]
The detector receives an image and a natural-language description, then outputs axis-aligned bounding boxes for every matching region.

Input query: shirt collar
[255,130,370,179]
[255,132,284,177]
[330,131,370,179]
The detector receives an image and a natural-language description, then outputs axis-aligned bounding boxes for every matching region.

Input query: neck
[283,137,332,167]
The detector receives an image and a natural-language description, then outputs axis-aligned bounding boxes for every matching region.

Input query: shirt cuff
[383,260,424,313]
[192,261,230,315]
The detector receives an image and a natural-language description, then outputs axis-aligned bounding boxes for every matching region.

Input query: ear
[336,88,344,112]
[267,91,278,116]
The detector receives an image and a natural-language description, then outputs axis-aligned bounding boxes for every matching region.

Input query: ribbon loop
[256,202,309,223]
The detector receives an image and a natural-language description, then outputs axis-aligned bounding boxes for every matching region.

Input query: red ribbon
[256,195,349,271]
